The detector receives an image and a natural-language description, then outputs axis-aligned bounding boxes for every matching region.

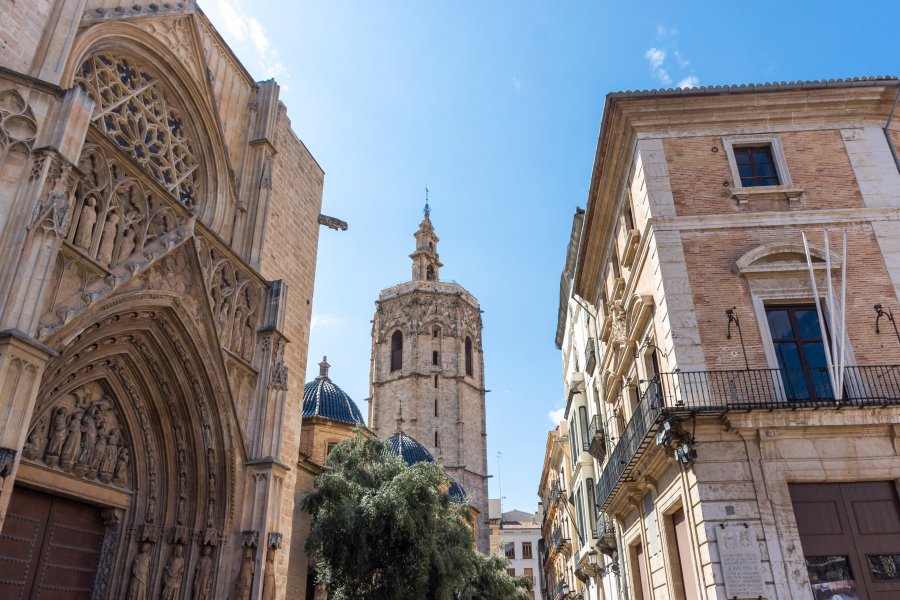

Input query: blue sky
[203,0,899,512]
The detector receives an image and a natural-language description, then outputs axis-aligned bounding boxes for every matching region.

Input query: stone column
[0,86,93,526]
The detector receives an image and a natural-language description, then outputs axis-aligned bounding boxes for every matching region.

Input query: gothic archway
[14,296,237,599]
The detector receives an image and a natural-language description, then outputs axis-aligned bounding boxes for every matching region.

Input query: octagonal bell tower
[368,200,489,552]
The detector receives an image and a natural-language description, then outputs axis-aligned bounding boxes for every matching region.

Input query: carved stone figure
[44,406,68,465]
[89,421,108,475]
[234,546,255,600]
[98,429,119,482]
[193,546,214,600]
[262,549,276,600]
[117,226,136,264]
[113,446,129,486]
[96,212,119,266]
[126,542,151,600]
[22,417,46,460]
[60,410,83,472]
[75,405,98,472]
[160,544,185,600]
[74,197,97,250]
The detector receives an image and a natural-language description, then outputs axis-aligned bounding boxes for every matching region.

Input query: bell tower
[368,198,490,552]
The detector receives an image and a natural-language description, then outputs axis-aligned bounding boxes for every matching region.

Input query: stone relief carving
[23,381,131,488]
[125,542,152,600]
[141,17,203,81]
[609,301,627,347]
[29,160,78,237]
[196,236,264,361]
[0,88,37,162]
[234,545,255,600]
[160,544,185,599]
[74,53,201,208]
[192,545,215,600]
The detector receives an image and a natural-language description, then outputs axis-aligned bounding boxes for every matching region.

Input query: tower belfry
[410,190,443,282]
[368,200,490,552]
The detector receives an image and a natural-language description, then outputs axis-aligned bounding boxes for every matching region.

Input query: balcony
[584,337,597,374]
[595,512,617,557]
[549,525,572,558]
[595,365,900,511]
[587,414,606,462]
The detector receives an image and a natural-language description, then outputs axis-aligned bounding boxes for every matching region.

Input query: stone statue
[262,549,276,600]
[23,417,46,460]
[231,308,244,357]
[160,544,185,600]
[60,410,84,472]
[44,406,68,465]
[74,197,97,251]
[98,429,119,482]
[116,226,136,265]
[192,545,214,600]
[113,446,129,486]
[89,421,108,476]
[96,212,119,266]
[126,542,151,600]
[234,546,255,600]
[76,406,98,471]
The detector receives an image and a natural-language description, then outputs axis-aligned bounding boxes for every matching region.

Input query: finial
[395,400,405,433]
[424,185,430,217]
[318,356,330,379]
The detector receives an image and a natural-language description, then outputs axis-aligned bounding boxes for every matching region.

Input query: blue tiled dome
[302,357,365,426]
[384,431,434,466]
[447,477,467,503]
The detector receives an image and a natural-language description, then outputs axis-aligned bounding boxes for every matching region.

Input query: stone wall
[0,0,54,73]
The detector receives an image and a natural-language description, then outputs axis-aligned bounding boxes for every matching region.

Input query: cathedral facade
[0,2,324,599]
[368,206,490,551]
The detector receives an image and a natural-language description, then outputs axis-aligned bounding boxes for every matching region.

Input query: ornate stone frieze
[22,380,131,487]
[0,89,37,162]
[74,53,201,209]
[28,158,78,237]
[196,235,264,361]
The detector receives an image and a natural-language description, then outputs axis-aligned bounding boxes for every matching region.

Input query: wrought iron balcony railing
[595,365,900,511]
[587,414,606,462]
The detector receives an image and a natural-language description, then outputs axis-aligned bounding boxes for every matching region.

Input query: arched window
[390,330,403,372]
[432,325,441,338]
[426,265,435,281]
[465,337,473,376]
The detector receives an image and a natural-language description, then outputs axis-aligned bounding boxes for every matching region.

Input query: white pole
[824,229,837,389]
[838,229,848,400]
[802,232,837,397]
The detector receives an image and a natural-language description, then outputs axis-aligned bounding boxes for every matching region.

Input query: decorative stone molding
[0,89,38,161]
[241,530,259,549]
[729,184,804,210]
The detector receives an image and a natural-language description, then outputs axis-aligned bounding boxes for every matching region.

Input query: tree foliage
[303,433,531,600]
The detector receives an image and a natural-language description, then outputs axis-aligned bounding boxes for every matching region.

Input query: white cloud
[206,0,288,83]
[548,407,565,424]
[674,50,690,68]
[511,76,523,91]
[644,47,665,70]
[311,315,345,330]
[677,76,700,89]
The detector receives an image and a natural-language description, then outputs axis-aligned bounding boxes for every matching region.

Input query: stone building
[368,204,490,551]
[0,1,327,598]
[489,500,545,600]
[562,78,900,599]
[288,357,368,599]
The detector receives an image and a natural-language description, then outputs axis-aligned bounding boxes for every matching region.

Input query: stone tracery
[74,53,201,209]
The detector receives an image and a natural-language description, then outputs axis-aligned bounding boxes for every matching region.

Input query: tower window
[391,330,403,372]
[435,431,439,447]
[434,375,439,388]
[432,350,439,366]
[464,337,473,376]
[432,325,440,338]
[434,397,439,416]
[426,265,435,281]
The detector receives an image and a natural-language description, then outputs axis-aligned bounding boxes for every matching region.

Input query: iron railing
[595,365,900,510]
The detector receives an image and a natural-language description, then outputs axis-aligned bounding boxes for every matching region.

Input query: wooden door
[0,485,105,599]
[791,481,900,599]
[672,508,700,600]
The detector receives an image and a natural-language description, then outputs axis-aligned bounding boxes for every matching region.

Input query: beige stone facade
[560,79,900,600]
[368,209,491,551]
[0,1,324,598]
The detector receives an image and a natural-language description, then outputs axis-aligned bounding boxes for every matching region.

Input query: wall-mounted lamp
[875,304,900,344]
[639,337,669,358]
[655,418,697,466]
[725,307,750,370]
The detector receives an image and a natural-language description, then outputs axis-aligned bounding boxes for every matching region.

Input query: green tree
[303,433,531,600]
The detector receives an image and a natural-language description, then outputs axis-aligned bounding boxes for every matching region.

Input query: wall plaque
[715,524,767,599]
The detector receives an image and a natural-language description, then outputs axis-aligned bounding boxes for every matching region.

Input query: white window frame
[722,134,793,188]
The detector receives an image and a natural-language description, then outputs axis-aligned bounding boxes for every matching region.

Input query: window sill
[729,184,804,209]
[621,228,641,268]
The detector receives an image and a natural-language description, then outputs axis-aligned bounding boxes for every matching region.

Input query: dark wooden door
[791,481,900,599]
[0,486,105,599]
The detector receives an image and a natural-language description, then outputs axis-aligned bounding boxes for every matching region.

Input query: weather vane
[424,184,431,217]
